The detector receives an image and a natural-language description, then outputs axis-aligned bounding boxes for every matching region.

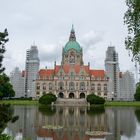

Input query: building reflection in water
[7,106,136,140]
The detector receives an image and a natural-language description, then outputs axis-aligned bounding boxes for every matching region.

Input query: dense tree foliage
[39,93,57,105]
[0,29,8,73]
[0,74,15,99]
[0,29,15,100]
[134,82,140,101]
[0,104,19,138]
[86,93,105,105]
[124,0,140,61]
[0,29,17,139]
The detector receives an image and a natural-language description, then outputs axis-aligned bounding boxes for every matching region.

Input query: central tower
[62,25,83,65]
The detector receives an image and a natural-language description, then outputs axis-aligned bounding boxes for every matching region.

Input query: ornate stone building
[35,26,109,100]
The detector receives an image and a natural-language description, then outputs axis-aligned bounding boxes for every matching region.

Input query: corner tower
[62,25,83,65]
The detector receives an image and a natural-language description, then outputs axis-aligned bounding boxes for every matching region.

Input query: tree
[124,0,140,62]
[0,104,19,138]
[0,29,17,139]
[0,29,9,73]
[39,93,57,105]
[86,93,105,105]
[0,74,15,99]
[134,83,140,101]
[0,29,15,99]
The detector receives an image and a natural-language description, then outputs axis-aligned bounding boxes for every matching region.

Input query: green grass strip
[0,100,39,105]
[105,101,140,107]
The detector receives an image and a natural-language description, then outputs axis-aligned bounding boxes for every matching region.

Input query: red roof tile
[39,69,54,78]
[38,65,105,78]
[90,70,105,78]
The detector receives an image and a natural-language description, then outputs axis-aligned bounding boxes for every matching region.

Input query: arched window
[69,82,75,90]
[104,84,107,91]
[49,83,53,90]
[80,82,85,90]
[80,93,85,98]
[42,83,46,90]
[36,83,40,90]
[58,92,64,98]
[91,83,95,90]
[104,92,107,96]
[97,83,101,91]
[69,93,74,98]
[98,92,101,96]
[58,82,64,90]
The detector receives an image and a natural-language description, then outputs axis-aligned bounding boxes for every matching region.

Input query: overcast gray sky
[0,0,135,75]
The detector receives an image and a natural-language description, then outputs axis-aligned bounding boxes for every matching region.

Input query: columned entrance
[58,92,64,98]
[69,93,74,98]
[80,93,85,98]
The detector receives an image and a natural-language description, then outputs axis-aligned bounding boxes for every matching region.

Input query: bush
[86,93,105,105]
[134,83,140,101]
[39,93,57,105]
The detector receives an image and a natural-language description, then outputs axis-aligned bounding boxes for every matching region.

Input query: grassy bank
[105,101,140,107]
[0,100,39,105]
[1,100,140,106]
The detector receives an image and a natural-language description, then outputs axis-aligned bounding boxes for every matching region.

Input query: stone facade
[35,26,108,100]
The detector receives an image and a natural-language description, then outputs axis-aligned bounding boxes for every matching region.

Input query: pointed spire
[71,24,75,33]
[33,41,35,46]
[69,24,76,41]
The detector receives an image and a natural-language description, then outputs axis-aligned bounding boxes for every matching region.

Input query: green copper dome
[64,40,81,53]
[64,25,81,53]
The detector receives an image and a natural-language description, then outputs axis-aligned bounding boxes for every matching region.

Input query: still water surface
[5,105,140,140]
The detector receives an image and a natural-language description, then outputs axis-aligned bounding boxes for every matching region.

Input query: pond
[4,105,140,140]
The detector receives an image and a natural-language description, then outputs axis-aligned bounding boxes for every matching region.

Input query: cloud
[40,44,62,61]
[0,0,134,76]
[80,30,104,49]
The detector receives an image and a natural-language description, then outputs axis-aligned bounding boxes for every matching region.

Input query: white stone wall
[119,71,135,101]
[10,67,25,98]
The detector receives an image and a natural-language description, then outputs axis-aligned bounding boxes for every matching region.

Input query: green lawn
[1,100,140,106]
[105,101,140,106]
[0,100,39,105]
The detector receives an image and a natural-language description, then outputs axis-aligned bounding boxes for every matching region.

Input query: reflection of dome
[64,41,81,53]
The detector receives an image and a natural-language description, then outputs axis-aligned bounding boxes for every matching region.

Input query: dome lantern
[64,25,81,53]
